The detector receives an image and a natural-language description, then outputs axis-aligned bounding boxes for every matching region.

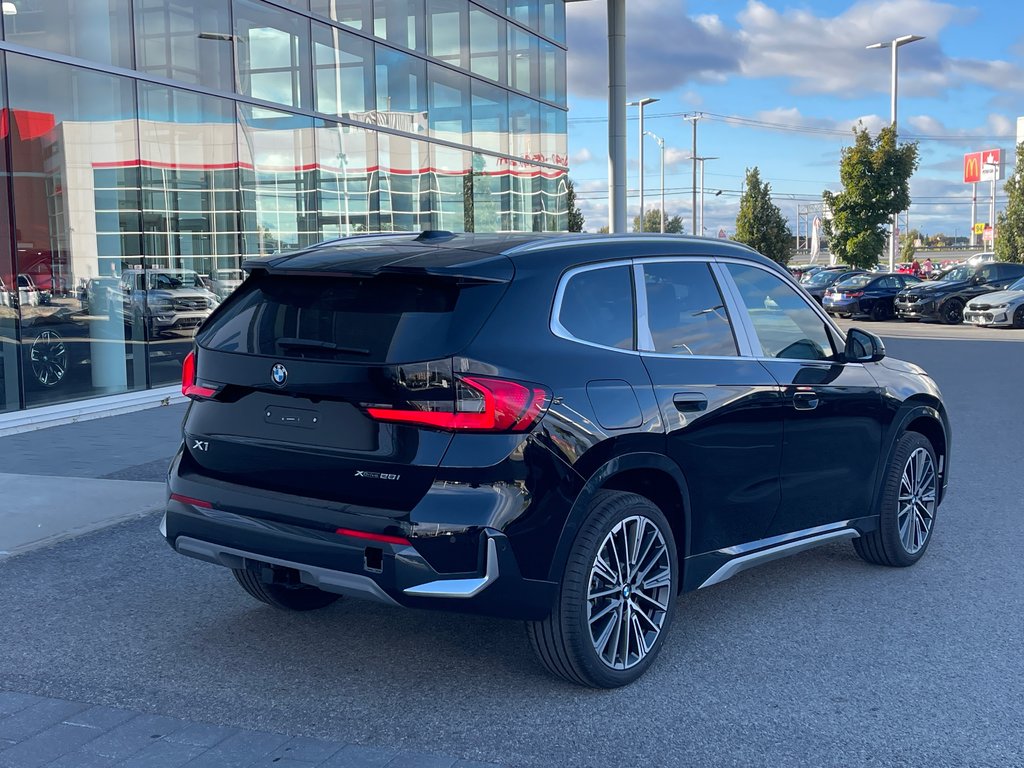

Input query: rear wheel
[1013,305,1024,329]
[940,298,964,325]
[870,302,890,322]
[231,566,341,611]
[526,491,678,688]
[853,431,938,567]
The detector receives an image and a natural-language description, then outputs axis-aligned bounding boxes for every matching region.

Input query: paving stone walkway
[0,691,501,768]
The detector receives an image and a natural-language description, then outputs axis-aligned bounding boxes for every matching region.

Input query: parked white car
[963,275,1024,328]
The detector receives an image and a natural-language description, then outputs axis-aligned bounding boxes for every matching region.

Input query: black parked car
[801,267,866,304]
[823,273,922,320]
[163,233,951,688]
[895,261,1024,324]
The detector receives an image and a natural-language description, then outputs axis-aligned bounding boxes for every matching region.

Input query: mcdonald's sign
[963,152,982,183]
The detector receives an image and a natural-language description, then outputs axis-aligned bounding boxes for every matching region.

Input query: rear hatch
[182,242,513,516]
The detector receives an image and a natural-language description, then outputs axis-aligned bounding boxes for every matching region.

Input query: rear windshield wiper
[276,338,370,356]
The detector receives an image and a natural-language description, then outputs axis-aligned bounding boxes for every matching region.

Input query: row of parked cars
[791,255,1024,327]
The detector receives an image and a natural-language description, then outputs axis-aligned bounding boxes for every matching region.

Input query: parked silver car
[963,275,1024,328]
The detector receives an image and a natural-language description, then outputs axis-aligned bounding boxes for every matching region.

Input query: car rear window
[198,273,506,363]
[836,275,873,289]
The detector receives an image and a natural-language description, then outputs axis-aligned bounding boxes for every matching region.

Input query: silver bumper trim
[403,538,499,598]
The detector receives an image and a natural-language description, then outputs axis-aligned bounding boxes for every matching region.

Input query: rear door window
[556,265,635,350]
[198,273,506,363]
[639,261,738,356]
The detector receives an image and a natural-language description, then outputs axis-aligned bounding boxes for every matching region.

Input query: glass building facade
[0,0,568,414]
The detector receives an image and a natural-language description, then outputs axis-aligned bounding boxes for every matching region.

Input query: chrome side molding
[404,538,499,598]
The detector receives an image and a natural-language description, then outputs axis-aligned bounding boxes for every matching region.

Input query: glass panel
[237,104,318,256]
[726,264,837,361]
[373,0,425,52]
[311,0,371,32]
[316,121,379,236]
[539,104,566,165]
[313,21,375,118]
[426,0,466,68]
[234,0,312,110]
[508,25,536,94]
[138,83,239,385]
[0,57,17,413]
[640,263,738,356]
[135,0,233,91]
[508,93,539,160]
[378,133,430,232]
[539,0,564,42]
[6,54,144,407]
[471,80,508,155]
[538,40,565,104]
[375,45,428,133]
[558,266,635,350]
[537,166,567,232]
[468,153,509,232]
[469,7,504,83]
[475,0,502,11]
[431,145,470,232]
[509,162,539,231]
[507,0,537,30]
[428,64,470,146]
[2,0,132,68]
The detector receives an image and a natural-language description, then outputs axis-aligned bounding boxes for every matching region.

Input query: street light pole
[644,130,665,232]
[866,34,924,271]
[684,114,702,235]
[628,97,659,231]
[694,156,718,236]
[985,161,998,252]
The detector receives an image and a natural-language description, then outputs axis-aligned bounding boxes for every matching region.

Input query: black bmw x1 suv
[163,232,951,688]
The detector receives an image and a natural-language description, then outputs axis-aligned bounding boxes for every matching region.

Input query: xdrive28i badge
[271,363,288,387]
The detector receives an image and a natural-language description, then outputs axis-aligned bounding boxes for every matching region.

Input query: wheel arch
[875,400,950,512]
[546,452,691,589]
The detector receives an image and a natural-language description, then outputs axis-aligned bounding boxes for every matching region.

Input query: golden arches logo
[964,153,981,183]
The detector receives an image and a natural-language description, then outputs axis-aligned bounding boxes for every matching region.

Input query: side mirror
[971,274,984,285]
[844,327,885,363]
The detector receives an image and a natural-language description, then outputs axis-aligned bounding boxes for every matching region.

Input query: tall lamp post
[628,97,659,231]
[694,156,718,236]
[984,160,998,252]
[866,34,924,271]
[643,130,666,233]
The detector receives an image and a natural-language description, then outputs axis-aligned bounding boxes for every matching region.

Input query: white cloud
[570,147,595,165]
[565,0,743,100]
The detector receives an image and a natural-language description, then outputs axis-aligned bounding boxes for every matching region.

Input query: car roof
[241,231,780,280]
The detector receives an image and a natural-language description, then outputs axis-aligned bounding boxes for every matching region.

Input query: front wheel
[870,302,890,322]
[232,567,341,611]
[853,431,938,567]
[1012,305,1024,329]
[526,491,678,688]
[940,298,964,325]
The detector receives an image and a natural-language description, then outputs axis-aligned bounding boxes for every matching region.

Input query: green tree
[995,142,1024,263]
[901,228,922,261]
[734,167,792,265]
[566,178,586,233]
[632,208,684,233]
[823,125,919,270]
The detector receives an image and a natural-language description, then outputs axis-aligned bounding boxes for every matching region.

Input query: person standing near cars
[923,257,934,279]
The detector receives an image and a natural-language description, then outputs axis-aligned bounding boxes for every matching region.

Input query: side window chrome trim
[549,259,641,355]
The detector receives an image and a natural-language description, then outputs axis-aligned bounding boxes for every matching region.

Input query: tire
[1013,305,1024,329]
[526,490,678,688]
[940,298,964,325]
[231,566,341,611]
[853,431,938,567]
[870,302,890,322]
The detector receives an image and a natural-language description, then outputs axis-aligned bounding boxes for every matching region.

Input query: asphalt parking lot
[1,327,1022,767]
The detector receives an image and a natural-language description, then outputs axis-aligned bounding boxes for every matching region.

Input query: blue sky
[564,0,1024,238]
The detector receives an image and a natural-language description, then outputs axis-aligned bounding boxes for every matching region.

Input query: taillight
[181,351,217,399]
[366,375,549,433]
[847,291,864,298]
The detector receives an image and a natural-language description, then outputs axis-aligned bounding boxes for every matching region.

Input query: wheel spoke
[641,568,671,592]
[632,590,667,612]
[589,599,619,625]
[588,585,620,601]
[593,555,618,586]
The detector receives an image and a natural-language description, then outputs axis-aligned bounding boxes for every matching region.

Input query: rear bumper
[163,457,558,620]
[824,299,860,315]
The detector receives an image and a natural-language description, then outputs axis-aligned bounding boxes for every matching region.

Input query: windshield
[940,266,972,282]
[147,271,202,290]
[805,270,842,286]
[1009,276,1024,291]
[835,275,873,290]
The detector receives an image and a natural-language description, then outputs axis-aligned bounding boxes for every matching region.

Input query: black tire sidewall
[1013,305,1024,329]
[941,298,964,325]
[876,432,938,567]
[560,491,679,688]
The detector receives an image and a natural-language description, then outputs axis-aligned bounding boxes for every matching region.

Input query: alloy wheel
[897,447,937,555]
[943,300,963,324]
[587,515,671,670]
[29,330,67,387]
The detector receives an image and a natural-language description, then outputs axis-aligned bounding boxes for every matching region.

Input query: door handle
[673,393,708,412]
[793,391,819,411]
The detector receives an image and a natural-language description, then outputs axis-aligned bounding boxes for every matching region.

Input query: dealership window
[2,0,133,69]
[373,0,425,53]
[538,40,565,105]
[6,54,144,407]
[311,0,371,32]
[375,45,428,131]
[316,121,379,237]
[234,0,312,110]
[426,0,467,68]
[508,25,537,95]
[539,0,564,43]
[508,93,539,159]
[237,104,318,256]
[507,0,537,31]
[468,153,509,232]
[540,104,566,164]
[378,134,431,232]
[471,80,508,155]
[134,0,233,92]
[428,64,471,146]
[469,7,504,84]
[312,21,375,118]
[431,145,471,232]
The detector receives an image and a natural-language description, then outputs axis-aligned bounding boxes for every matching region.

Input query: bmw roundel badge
[271,363,288,387]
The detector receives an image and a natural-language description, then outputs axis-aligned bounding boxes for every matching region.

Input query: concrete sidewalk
[0,403,186,558]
